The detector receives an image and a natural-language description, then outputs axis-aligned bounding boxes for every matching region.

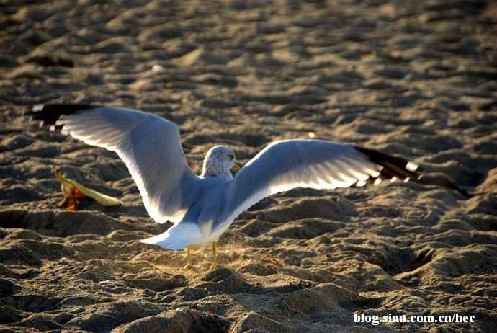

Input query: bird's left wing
[30,104,201,224]
[222,139,420,225]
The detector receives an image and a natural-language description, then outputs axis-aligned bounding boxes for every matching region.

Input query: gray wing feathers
[58,107,146,150]
[222,140,381,225]
[56,107,199,223]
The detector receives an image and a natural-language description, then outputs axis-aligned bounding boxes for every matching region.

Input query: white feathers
[140,222,204,250]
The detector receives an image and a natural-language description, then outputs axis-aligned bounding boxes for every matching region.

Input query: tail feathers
[140,223,204,251]
[140,233,167,245]
[355,146,469,198]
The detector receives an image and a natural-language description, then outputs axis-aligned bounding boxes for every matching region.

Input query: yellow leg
[183,247,192,269]
[210,242,218,269]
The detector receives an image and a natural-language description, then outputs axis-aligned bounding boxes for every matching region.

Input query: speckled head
[201,145,236,178]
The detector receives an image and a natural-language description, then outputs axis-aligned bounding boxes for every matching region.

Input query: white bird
[30,105,464,264]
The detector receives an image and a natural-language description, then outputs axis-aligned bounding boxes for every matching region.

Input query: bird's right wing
[30,105,201,224]
[221,139,421,227]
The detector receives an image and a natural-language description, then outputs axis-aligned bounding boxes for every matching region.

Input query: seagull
[30,105,466,266]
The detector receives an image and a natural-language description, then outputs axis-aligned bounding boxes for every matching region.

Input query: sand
[0,0,496,332]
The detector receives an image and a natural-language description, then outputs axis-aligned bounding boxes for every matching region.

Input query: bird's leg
[183,246,193,269]
[210,242,218,269]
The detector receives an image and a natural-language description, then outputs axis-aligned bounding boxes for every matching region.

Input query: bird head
[201,145,236,178]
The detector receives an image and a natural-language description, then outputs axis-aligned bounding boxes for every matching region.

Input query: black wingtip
[354,146,422,181]
[355,145,470,198]
[28,104,99,126]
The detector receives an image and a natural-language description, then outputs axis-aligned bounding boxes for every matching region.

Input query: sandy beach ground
[1,0,497,332]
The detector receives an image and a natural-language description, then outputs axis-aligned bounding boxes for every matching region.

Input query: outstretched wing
[30,104,201,224]
[222,139,421,224]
